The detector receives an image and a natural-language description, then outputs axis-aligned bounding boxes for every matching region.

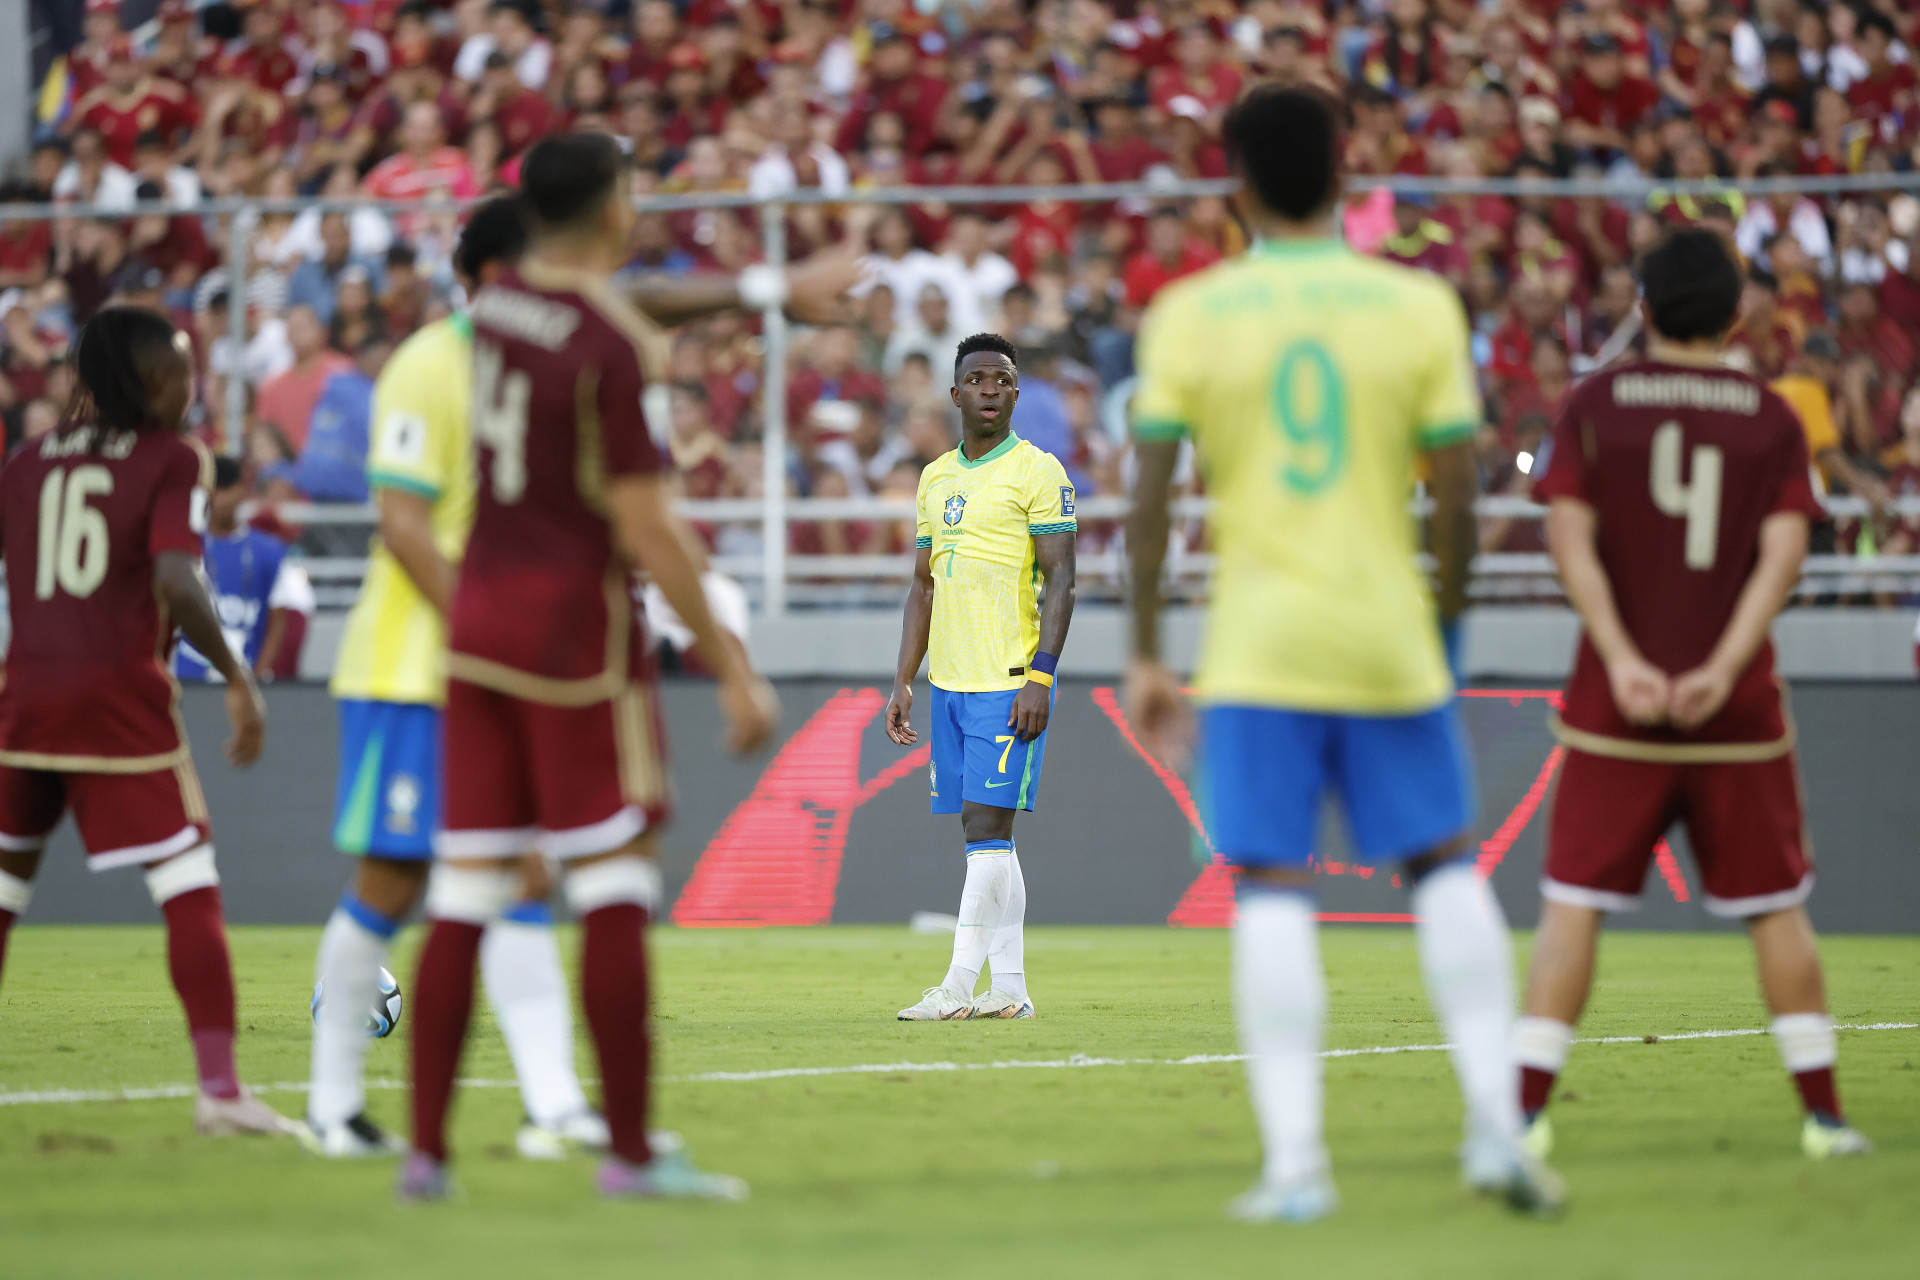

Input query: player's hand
[224,678,266,768]
[1124,657,1193,770]
[718,671,780,755]
[784,243,864,325]
[1606,652,1671,727]
[884,681,917,746]
[1668,662,1736,732]
[1008,681,1050,742]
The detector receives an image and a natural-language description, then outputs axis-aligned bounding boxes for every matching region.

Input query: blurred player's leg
[482,895,605,1157]
[308,859,419,1155]
[1228,880,1336,1224]
[568,846,745,1201]
[405,861,518,1185]
[973,842,1032,1018]
[146,846,299,1136]
[1750,907,1871,1158]
[0,853,35,988]
[1512,900,1602,1155]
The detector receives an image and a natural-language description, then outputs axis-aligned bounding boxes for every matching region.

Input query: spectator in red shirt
[0,184,51,289]
[1149,24,1242,130]
[68,0,124,101]
[1727,268,1802,382]
[255,305,354,455]
[1122,208,1220,308]
[1561,34,1660,155]
[1849,13,1918,143]
[787,323,887,443]
[619,0,680,90]
[1487,273,1564,391]
[218,0,301,94]
[361,102,478,202]
[70,42,199,169]
[471,51,562,157]
[835,28,949,155]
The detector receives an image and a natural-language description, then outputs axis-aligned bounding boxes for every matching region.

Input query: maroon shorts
[438,678,671,862]
[0,759,212,871]
[1544,748,1812,918]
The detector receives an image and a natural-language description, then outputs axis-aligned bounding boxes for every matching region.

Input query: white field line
[1,1023,1912,1107]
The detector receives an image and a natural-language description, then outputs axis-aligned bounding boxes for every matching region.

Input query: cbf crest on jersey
[943,494,966,526]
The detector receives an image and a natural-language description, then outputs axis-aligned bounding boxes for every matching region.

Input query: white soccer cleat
[303,1111,406,1158]
[194,1089,306,1139]
[1227,1175,1340,1224]
[1461,1131,1567,1219]
[1801,1116,1872,1160]
[970,991,1036,1019]
[897,986,974,1021]
[516,1109,611,1161]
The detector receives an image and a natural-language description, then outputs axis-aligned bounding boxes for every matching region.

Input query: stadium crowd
[3,0,1920,563]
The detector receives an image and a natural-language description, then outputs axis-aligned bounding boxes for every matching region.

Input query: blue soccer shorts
[1201,702,1475,868]
[928,684,1054,813]
[333,699,441,860]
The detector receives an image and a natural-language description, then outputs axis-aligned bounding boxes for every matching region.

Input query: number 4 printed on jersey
[473,339,532,504]
[1650,420,1723,571]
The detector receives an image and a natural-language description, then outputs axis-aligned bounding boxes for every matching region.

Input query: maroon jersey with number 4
[450,261,669,700]
[0,426,211,766]
[1531,357,1823,753]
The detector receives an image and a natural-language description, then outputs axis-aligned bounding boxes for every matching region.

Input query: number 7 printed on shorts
[994,735,1015,773]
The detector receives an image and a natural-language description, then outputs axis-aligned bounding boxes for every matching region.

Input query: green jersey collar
[450,311,474,340]
[957,431,1021,468]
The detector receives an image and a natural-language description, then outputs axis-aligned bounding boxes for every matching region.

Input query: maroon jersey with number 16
[1531,356,1824,755]
[449,261,669,700]
[0,426,212,766]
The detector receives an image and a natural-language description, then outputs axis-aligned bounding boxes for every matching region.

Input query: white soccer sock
[1412,862,1523,1143]
[481,905,592,1128]
[308,897,395,1129]
[1771,1012,1836,1073]
[1234,888,1328,1186]
[1512,1017,1575,1074]
[941,843,1012,997]
[987,844,1028,1002]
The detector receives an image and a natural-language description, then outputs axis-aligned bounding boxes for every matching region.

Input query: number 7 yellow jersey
[1132,239,1480,714]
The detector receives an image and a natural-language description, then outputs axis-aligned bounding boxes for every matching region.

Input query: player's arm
[1545,497,1670,727]
[1125,437,1191,767]
[155,553,265,767]
[625,243,864,328]
[1427,438,1477,679]
[1009,530,1076,742]
[884,544,934,747]
[606,473,777,754]
[1669,511,1809,731]
[376,486,455,617]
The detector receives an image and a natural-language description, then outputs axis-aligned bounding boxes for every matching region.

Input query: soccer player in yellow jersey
[885,333,1077,1021]
[310,199,605,1159]
[1125,88,1564,1222]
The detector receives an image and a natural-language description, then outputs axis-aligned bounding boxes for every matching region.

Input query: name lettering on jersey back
[1612,373,1760,416]
[38,428,136,460]
[470,287,582,351]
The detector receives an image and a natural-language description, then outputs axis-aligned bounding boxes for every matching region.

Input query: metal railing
[13,168,1920,614]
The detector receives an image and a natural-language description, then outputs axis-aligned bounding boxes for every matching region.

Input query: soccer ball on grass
[310,967,404,1039]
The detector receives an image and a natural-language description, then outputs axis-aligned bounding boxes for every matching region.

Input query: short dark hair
[454,195,529,283]
[213,455,244,491]
[69,306,183,433]
[1224,86,1340,222]
[520,132,627,231]
[954,332,1017,382]
[1639,228,1743,342]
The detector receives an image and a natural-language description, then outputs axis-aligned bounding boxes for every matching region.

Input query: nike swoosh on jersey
[984,779,1014,788]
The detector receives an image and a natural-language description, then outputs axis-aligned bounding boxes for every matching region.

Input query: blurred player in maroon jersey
[399,133,778,1203]
[1517,228,1871,1162]
[0,307,297,1138]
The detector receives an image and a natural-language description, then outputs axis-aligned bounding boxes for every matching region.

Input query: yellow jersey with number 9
[329,315,477,705]
[915,434,1077,694]
[1132,239,1480,714]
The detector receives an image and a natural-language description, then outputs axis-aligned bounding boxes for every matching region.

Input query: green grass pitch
[1,925,1915,1279]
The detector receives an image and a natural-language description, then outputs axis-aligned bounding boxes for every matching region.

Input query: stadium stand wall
[22,681,1919,933]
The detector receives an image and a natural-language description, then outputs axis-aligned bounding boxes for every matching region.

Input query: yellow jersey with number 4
[1132,239,1479,714]
[915,433,1077,694]
[329,315,476,705]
